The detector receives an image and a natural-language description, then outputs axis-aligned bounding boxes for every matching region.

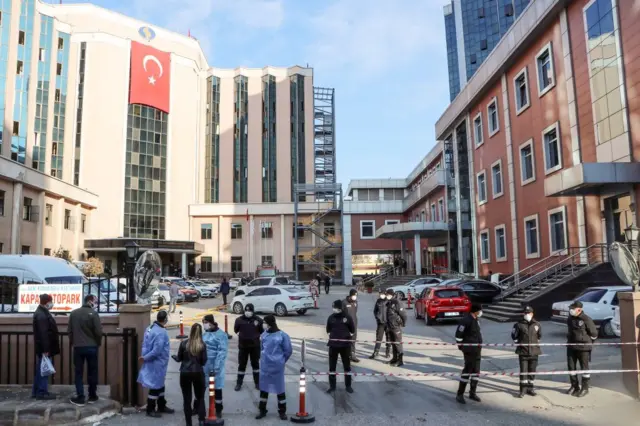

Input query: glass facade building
[0,0,12,157]
[73,42,86,186]
[233,75,248,203]
[262,75,277,202]
[33,16,53,171]
[205,76,220,203]
[50,32,70,178]
[290,74,305,202]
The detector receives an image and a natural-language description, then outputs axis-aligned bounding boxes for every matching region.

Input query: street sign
[18,284,83,313]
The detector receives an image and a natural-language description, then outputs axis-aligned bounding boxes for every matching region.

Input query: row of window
[0,192,85,232]
[199,254,337,273]
[357,188,405,202]
[200,222,336,241]
[479,206,567,263]
[410,198,446,223]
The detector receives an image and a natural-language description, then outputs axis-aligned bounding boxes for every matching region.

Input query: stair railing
[498,243,608,301]
[359,266,401,289]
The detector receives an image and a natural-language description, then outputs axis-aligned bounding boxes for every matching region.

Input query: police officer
[385,288,407,367]
[343,289,360,363]
[455,304,483,404]
[511,306,542,398]
[326,300,355,394]
[369,289,390,359]
[233,304,263,391]
[566,301,597,397]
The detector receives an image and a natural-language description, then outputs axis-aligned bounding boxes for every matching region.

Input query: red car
[178,284,199,302]
[414,286,471,325]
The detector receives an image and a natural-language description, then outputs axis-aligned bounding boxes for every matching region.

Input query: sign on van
[18,284,83,313]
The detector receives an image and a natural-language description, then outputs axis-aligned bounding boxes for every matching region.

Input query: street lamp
[125,241,139,303]
[624,224,639,244]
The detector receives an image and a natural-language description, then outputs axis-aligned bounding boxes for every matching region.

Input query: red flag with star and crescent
[129,41,171,113]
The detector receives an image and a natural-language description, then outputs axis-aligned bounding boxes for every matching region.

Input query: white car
[612,305,620,338]
[231,286,314,317]
[234,276,306,296]
[551,285,631,337]
[388,277,442,300]
[184,281,217,298]
[156,283,185,305]
[229,278,242,289]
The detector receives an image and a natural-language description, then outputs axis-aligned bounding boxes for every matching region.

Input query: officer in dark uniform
[566,300,597,397]
[369,289,390,359]
[233,304,263,391]
[326,300,355,393]
[385,288,407,367]
[511,306,542,398]
[455,304,483,404]
[343,289,360,363]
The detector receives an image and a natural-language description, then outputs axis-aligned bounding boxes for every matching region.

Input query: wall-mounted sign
[138,26,156,42]
[18,284,83,313]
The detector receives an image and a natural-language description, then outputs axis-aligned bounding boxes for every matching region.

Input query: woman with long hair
[175,323,208,426]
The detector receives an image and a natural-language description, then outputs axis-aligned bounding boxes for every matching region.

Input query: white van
[0,255,116,313]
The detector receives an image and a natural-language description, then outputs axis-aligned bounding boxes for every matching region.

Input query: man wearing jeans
[32,294,60,399]
[168,282,180,313]
[68,295,103,406]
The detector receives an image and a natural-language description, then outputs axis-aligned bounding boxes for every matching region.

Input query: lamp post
[624,224,640,292]
[125,241,139,303]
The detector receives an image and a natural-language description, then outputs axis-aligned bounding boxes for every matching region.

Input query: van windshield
[45,276,88,284]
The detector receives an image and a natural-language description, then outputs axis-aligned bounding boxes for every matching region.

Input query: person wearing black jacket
[455,304,483,404]
[32,294,60,400]
[369,289,390,359]
[174,323,208,426]
[343,289,359,362]
[324,274,331,294]
[234,304,263,391]
[511,306,542,398]
[566,301,598,397]
[385,288,407,367]
[326,300,355,393]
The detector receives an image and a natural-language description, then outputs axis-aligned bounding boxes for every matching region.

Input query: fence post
[177,311,187,339]
[122,328,130,405]
[130,329,139,406]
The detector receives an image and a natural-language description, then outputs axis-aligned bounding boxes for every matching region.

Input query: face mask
[245,311,253,318]
[569,309,579,317]
[476,311,483,318]
[379,294,386,299]
[524,314,533,322]
[332,308,342,314]
[203,323,211,331]
[351,296,357,301]
[46,302,54,310]
[262,324,269,331]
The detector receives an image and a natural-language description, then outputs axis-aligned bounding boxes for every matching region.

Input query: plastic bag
[40,355,56,377]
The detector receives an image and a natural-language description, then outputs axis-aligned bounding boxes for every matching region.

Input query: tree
[53,247,73,262]
[84,257,104,277]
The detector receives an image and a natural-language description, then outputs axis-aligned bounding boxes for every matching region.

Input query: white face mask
[46,302,54,310]
[203,322,211,331]
[476,311,483,318]
[245,311,253,318]
[262,324,269,331]
[332,308,342,314]
[524,314,533,322]
[351,295,357,301]
[379,294,386,299]
[569,308,579,317]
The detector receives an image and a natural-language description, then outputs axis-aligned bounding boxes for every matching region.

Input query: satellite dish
[133,250,162,303]
[609,242,639,290]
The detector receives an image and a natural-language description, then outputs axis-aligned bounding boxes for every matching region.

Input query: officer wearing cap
[326,300,355,393]
[369,288,390,360]
[385,288,407,367]
[511,306,542,398]
[343,289,360,362]
[233,304,263,391]
[566,300,597,397]
[455,304,483,404]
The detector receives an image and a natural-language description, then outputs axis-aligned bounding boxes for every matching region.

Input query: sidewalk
[0,385,120,426]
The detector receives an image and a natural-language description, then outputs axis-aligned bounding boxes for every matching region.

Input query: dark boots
[256,400,268,419]
[577,379,589,397]
[527,383,537,396]
[253,372,260,389]
[345,372,354,393]
[256,394,286,420]
[384,345,391,358]
[388,347,398,365]
[146,398,161,418]
[327,374,337,393]
[567,376,580,396]
[369,350,379,359]
[456,381,467,404]
[468,380,481,402]
[517,384,526,398]
[395,354,404,367]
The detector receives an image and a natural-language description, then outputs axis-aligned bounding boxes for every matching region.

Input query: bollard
[407,292,412,310]
[313,295,318,309]
[176,311,187,339]
[204,371,224,425]
[225,314,233,340]
[290,367,315,423]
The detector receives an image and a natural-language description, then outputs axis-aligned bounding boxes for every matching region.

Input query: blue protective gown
[259,330,292,395]
[202,326,229,389]
[137,322,170,390]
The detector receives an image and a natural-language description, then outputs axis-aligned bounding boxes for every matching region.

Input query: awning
[376,221,452,240]
[84,238,204,254]
[545,163,640,197]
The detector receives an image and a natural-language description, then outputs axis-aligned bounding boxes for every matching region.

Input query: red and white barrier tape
[303,338,638,347]
[224,368,639,377]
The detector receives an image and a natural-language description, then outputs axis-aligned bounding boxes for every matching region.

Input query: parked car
[387,277,442,300]
[231,286,314,317]
[156,283,185,306]
[229,278,242,289]
[415,286,471,325]
[177,283,200,302]
[183,281,216,298]
[612,305,621,338]
[446,280,502,304]
[234,276,306,296]
[551,286,631,336]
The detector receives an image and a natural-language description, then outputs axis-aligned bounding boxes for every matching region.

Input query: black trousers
[373,324,390,353]
[328,346,352,389]
[73,346,98,398]
[237,346,260,386]
[518,355,538,389]
[180,372,205,424]
[388,328,403,356]
[222,293,228,304]
[458,351,481,395]
[258,391,286,414]
[567,349,591,386]
[146,386,168,413]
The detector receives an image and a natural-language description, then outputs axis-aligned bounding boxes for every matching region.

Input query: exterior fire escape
[313,87,336,202]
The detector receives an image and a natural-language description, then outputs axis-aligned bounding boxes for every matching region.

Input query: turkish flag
[129,41,171,113]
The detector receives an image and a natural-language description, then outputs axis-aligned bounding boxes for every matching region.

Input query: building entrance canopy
[375,222,452,240]
[84,238,204,254]
[545,163,640,197]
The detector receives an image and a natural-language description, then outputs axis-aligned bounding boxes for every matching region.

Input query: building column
[56,198,65,251]
[36,191,45,255]
[342,214,352,285]
[181,252,187,277]
[280,214,286,271]
[414,234,421,275]
[10,182,24,254]
[74,203,82,259]
[217,218,223,273]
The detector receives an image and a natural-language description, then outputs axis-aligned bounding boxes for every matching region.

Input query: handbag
[40,355,56,377]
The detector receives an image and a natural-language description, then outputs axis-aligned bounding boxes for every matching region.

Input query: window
[430,204,436,221]
[201,256,213,272]
[358,189,379,201]
[548,206,567,253]
[18,30,25,45]
[514,67,530,114]
[576,289,607,304]
[293,223,304,239]
[505,4,514,16]
[438,198,444,221]
[0,190,4,216]
[261,222,273,239]
[201,223,212,239]
[16,60,23,75]
[536,43,555,96]
[487,98,499,136]
[263,287,281,296]
[56,63,62,76]
[64,209,71,230]
[519,139,536,185]
[81,214,86,233]
[470,54,477,64]
[39,48,45,61]
[491,160,503,198]
[479,230,490,263]
[360,220,375,239]
[385,219,400,226]
[44,248,51,256]
[21,245,30,255]
[57,37,64,50]
[324,255,337,271]
[55,89,61,102]
[421,210,425,222]
[542,122,561,173]
[384,189,404,201]
[524,214,540,258]
[478,7,485,18]
[480,39,488,50]
[12,121,19,136]
[495,225,507,261]
[23,197,32,221]
[231,256,243,272]
[473,113,483,146]
[476,171,487,205]
[45,204,53,226]
[231,223,242,239]
[261,255,273,266]
[324,222,336,238]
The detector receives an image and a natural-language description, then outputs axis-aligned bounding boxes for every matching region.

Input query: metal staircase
[483,244,608,322]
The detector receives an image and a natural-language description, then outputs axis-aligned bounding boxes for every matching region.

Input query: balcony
[403,169,449,210]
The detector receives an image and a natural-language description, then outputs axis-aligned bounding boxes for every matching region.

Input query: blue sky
[63,0,451,187]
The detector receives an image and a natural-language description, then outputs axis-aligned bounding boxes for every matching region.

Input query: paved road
[103,287,640,425]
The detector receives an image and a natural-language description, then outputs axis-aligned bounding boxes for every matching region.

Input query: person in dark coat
[32,294,60,399]
[566,301,598,397]
[511,306,542,398]
[327,300,355,393]
[369,289,390,359]
[324,274,331,294]
[343,289,359,362]
[455,304,483,404]
[220,278,230,305]
[174,323,208,425]
[234,304,263,391]
[385,288,407,367]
